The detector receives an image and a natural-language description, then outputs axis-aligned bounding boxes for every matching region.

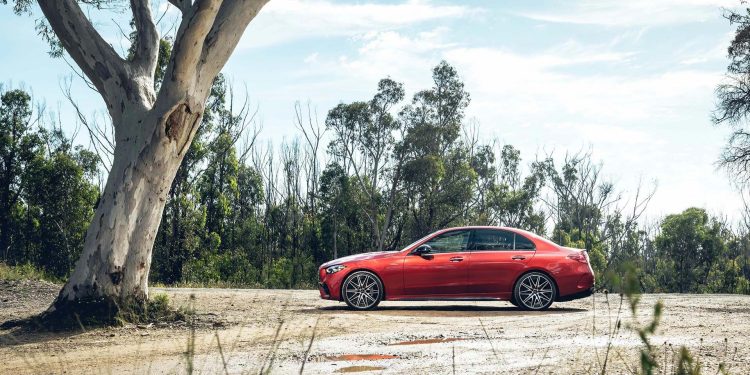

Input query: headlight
[326,265,346,274]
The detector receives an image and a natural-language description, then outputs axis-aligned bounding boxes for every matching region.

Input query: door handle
[449,257,464,262]
[511,255,526,260]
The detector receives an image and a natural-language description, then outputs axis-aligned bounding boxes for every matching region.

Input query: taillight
[567,251,588,263]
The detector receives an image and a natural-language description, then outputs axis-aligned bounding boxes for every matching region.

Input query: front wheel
[508,297,519,307]
[342,271,383,310]
[513,272,556,311]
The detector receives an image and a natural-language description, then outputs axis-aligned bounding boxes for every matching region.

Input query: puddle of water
[336,366,387,373]
[390,338,466,345]
[325,354,399,361]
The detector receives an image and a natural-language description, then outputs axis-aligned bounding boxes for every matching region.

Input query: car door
[402,230,471,297]
[467,229,536,296]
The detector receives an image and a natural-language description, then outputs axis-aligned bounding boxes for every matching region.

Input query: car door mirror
[412,244,433,256]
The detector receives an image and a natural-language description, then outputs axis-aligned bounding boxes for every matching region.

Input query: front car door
[402,230,471,297]
[467,229,536,298]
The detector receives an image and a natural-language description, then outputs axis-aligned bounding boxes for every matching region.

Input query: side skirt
[386,297,508,302]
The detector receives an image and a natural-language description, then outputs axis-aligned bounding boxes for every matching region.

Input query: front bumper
[318,266,347,301]
[319,282,331,298]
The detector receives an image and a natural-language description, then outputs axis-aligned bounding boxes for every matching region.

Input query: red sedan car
[318,226,595,310]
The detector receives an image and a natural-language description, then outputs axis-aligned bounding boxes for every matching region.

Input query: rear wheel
[342,271,383,310]
[513,272,556,310]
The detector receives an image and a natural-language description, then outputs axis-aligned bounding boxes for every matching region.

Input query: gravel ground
[0,282,749,374]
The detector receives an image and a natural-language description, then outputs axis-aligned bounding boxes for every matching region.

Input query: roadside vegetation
[0,262,59,283]
[2,63,750,294]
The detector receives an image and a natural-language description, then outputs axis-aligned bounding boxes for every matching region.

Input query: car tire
[509,297,519,307]
[513,272,556,311]
[341,270,383,310]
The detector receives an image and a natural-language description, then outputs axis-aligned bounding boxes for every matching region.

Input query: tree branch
[129,0,159,77]
[168,0,190,14]
[196,0,270,89]
[37,0,129,116]
[167,0,222,93]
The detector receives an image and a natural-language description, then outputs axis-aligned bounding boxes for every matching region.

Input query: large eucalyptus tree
[5,0,269,318]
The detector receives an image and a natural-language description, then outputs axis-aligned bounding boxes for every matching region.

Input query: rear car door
[402,230,471,296]
[467,229,536,296]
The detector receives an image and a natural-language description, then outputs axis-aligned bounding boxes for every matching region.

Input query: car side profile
[318,226,595,310]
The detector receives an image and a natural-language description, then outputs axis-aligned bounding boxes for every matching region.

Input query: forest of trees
[1,61,750,294]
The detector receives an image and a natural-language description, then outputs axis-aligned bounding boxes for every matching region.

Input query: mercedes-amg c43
[318,226,595,310]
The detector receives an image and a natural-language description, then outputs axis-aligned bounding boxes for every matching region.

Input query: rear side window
[470,229,536,251]
[514,233,536,250]
[471,229,514,250]
[425,230,470,253]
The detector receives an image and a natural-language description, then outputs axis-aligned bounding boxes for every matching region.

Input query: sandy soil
[1,281,749,374]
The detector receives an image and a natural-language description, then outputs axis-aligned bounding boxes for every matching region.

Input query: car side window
[469,230,537,251]
[424,230,470,253]
[470,229,514,251]
[514,233,536,250]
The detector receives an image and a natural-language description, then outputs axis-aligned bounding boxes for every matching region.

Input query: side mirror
[412,244,433,256]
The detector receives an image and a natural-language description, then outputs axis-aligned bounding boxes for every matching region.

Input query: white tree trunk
[34,0,270,316]
[51,104,202,309]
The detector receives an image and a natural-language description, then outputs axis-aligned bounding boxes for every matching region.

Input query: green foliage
[0,87,98,278]
[116,293,186,325]
[266,257,293,289]
[183,252,259,287]
[0,261,59,282]
[675,346,702,375]
[654,208,726,293]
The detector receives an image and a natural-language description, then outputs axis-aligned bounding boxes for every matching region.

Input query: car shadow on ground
[297,304,587,317]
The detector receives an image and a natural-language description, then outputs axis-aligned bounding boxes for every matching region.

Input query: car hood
[320,251,397,268]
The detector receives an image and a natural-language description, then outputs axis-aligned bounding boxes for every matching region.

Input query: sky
[0,0,746,221]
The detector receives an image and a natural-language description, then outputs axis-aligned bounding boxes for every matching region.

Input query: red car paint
[318,226,594,304]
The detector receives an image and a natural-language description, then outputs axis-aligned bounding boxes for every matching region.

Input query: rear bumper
[557,287,594,302]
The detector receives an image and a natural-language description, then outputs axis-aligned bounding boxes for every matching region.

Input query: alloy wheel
[515,272,555,310]
[343,271,382,310]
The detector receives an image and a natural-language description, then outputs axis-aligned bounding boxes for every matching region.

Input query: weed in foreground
[604,264,720,375]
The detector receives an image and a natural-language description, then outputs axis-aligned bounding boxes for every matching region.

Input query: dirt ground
[0,281,749,374]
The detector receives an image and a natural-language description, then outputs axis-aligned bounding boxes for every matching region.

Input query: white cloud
[303,52,319,64]
[519,0,736,27]
[679,32,733,65]
[338,28,453,83]
[545,122,653,145]
[241,0,476,48]
[328,29,720,125]
[444,46,720,124]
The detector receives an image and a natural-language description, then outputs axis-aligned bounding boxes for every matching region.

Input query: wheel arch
[512,268,561,301]
[338,267,386,302]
